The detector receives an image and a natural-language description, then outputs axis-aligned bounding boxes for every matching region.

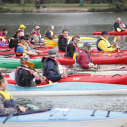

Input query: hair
[62,30,68,33]
[49,26,54,30]
[0,74,4,85]
[16,30,21,35]
[72,35,80,41]
[3,28,7,32]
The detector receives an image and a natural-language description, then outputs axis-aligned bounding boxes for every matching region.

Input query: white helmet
[20,55,30,62]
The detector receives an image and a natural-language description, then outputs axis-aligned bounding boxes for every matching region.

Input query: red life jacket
[118,22,124,28]
[31,31,41,37]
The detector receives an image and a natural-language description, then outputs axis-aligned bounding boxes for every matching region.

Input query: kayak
[57,55,127,65]
[93,29,127,35]
[1,108,127,127]
[6,82,127,96]
[0,56,42,68]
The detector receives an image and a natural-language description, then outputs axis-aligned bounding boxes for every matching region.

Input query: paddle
[44,41,58,47]
[22,61,52,84]
[3,113,14,124]
[113,36,120,52]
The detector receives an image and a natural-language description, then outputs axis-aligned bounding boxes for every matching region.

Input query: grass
[0,3,115,13]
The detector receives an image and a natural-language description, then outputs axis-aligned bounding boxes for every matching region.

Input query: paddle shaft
[3,113,14,124]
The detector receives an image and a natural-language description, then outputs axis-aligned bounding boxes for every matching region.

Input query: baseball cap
[35,26,40,29]
[20,36,27,40]
[19,24,26,29]
[83,42,91,47]
[101,30,109,35]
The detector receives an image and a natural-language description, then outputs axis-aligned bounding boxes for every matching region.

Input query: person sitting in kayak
[42,49,66,82]
[74,42,97,70]
[44,25,57,40]
[15,55,45,87]
[114,18,125,32]
[25,33,42,54]
[19,24,26,36]
[31,26,43,44]
[65,35,80,58]
[9,30,23,48]
[58,30,70,51]
[96,31,118,52]
[0,73,26,115]
[15,36,38,57]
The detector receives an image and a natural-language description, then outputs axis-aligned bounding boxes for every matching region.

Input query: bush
[0,7,10,13]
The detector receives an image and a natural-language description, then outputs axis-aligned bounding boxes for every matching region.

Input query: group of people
[0,17,125,116]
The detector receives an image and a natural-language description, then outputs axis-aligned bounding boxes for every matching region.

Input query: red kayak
[93,29,127,35]
[57,55,127,65]
[6,73,127,86]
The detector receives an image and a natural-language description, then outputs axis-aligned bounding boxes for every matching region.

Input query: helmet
[20,55,30,62]
[19,24,26,29]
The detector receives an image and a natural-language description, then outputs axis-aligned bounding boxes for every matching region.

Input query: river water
[1,12,127,112]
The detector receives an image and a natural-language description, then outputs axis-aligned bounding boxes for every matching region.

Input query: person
[114,18,125,32]
[19,24,26,36]
[31,26,43,44]
[35,0,40,10]
[15,36,38,57]
[0,28,9,44]
[42,49,66,82]
[15,55,44,87]
[44,26,57,40]
[58,30,70,51]
[9,30,23,49]
[96,30,118,52]
[0,73,26,115]
[25,33,42,53]
[65,35,80,58]
[75,42,97,70]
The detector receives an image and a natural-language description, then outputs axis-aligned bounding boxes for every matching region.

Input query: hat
[101,30,109,35]
[20,36,27,40]
[20,55,30,62]
[25,33,31,40]
[83,42,91,47]
[19,24,26,29]
[35,26,40,30]
[3,28,7,31]
[48,49,57,57]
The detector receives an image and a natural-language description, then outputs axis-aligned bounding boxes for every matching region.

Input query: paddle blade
[73,53,78,59]
[49,80,53,84]
[44,41,58,47]
[22,61,34,69]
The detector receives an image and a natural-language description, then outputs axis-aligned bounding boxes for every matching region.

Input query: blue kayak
[7,82,127,96]
[0,108,127,127]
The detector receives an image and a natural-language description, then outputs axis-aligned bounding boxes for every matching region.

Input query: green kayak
[0,57,42,69]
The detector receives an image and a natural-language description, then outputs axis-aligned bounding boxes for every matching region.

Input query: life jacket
[42,57,60,76]
[118,22,124,28]
[44,29,54,39]
[96,37,111,52]
[31,31,42,43]
[65,43,80,57]
[15,66,36,87]
[0,90,16,108]
[15,43,27,56]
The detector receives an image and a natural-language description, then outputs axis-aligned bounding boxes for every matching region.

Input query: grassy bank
[0,3,115,13]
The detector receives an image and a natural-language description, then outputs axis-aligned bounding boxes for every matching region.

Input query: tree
[0,0,2,5]
[20,0,24,5]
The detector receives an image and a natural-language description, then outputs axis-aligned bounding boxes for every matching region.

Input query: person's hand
[33,70,37,76]
[11,37,14,40]
[18,106,26,112]
[89,64,97,69]
[113,42,117,47]
[54,35,57,39]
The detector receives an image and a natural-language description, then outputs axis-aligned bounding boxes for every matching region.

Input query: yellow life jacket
[0,90,13,100]
[44,29,54,39]
[16,43,27,56]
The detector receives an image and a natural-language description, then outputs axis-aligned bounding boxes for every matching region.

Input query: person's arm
[46,31,52,39]
[0,95,20,115]
[24,50,37,55]
[67,44,75,58]
[98,40,116,52]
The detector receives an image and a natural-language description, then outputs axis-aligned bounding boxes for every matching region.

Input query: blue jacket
[42,57,61,81]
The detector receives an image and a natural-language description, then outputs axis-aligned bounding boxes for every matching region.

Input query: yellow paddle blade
[73,53,78,59]
[48,80,53,84]
[68,36,96,40]
[22,61,34,69]
[44,41,58,47]
[117,28,121,32]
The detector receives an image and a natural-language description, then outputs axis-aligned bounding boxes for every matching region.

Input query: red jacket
[77,51,89,69]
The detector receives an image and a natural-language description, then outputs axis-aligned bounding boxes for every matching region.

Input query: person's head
[62,30,68,38]
[34,26,40,33]
[83,42,91,53]
[116,18,121,23]
[49,26,54,31]
[19,24,26,32]
[16,30,22,38]
[101,30,109,40]
[25,33,31,41]
[2,28,8,36]
[20,55,30,64]
[0,74,8,91]
[73,35,80,45]
[20,36,27,45]
[48,49,57,59]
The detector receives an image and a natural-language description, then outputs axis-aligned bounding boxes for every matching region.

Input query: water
[1,12,127,111]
